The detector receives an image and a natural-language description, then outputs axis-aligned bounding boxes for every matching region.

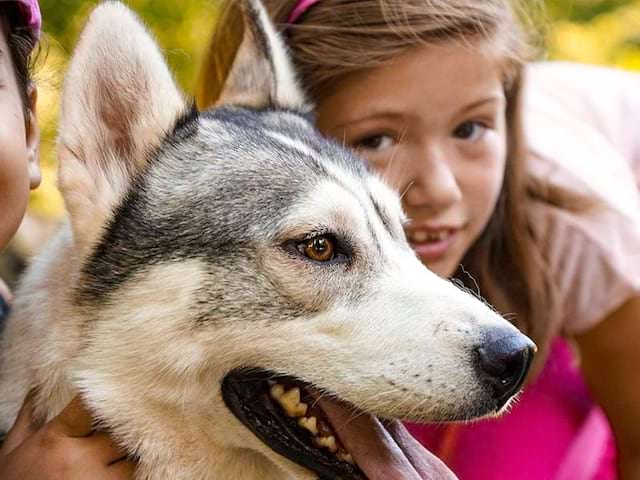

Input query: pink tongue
[316,396,457,480]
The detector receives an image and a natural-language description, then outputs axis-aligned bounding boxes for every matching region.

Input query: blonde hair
[267,0,540,96]
[266,0,561,371]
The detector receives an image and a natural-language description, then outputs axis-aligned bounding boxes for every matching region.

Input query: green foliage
[40,0,220,91]
[31,0,220,215]
[546,0,640,69]
[546,0,635,22]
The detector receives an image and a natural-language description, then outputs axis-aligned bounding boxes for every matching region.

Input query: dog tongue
[316,396,457,480]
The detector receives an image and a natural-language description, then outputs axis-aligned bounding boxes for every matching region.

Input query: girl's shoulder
[522,62,640,334]
[525,61,640,154]
[529,199,640,335]
[524,61,639,218]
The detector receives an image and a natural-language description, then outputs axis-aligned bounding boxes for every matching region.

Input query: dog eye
[299,235,335,262]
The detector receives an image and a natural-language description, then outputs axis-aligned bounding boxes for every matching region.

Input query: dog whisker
[381,127,408,189]
[399,180,415,201]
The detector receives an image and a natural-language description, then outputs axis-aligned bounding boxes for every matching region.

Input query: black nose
[475,330,536,406]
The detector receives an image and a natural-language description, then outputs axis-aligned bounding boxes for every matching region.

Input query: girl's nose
[402,148,463,212]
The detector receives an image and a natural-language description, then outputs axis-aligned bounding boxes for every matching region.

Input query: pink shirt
[526,62,640,334]
[407,339,616,480]
[409,62,640,480]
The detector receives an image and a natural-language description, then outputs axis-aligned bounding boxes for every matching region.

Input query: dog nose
[475,330,536,405]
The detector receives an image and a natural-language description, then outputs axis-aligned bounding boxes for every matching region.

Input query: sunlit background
[2,0,640,283]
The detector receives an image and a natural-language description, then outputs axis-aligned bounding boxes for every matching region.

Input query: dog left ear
[195,0,308,112]
[57,2,186,250]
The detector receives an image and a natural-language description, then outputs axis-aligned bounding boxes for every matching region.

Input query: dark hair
[0,3,38,117]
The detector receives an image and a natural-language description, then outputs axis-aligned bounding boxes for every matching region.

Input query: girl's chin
[411,252,457,278]
[411,240,464,278]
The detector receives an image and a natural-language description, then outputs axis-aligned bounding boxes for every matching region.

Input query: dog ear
[195,0,308,112]
[57,2,186,250]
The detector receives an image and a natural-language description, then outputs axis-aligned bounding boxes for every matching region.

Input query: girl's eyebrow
[331,111,420,130]
[459,95,505,114]
[329,94,505,132]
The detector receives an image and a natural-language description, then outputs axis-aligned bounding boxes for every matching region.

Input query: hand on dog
[0,277,12,307]
[0,393,136,479]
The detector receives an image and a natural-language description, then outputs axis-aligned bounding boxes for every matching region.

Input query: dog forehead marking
[262,130,319,159]
[367,175,407,241]
[260,110,315,131]
[314,163,403,249]
[287,179,397,257]
[285,181,365,227]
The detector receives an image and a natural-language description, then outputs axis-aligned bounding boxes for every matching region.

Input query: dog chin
[427,389,522,424]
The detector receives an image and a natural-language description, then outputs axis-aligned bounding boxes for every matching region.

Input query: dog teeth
[314,435,338,453]
[297,416,318,435]
[337,451,355,464]
[270,385,308,417]
[269,383,354,461]
[270,384,285,400]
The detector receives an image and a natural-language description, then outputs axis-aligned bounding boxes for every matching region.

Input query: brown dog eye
[302,236,335,262]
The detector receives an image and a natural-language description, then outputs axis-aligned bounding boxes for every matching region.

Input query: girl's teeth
[410,230,449,243]
[412,230,429,243]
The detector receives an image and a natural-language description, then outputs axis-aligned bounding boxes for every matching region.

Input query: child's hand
[0,278,12,306]
[0,393,136,479]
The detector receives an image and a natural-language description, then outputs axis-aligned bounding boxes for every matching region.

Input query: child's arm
[576,297,640,480]
[0,394,136,479]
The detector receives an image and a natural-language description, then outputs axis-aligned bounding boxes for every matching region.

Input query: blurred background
[2,0,640,284]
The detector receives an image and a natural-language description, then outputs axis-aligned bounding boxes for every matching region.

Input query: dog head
[56,2,535,478]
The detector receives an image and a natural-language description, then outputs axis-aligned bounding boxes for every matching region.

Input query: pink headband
[287,0,322,24]
[1,0,41,39]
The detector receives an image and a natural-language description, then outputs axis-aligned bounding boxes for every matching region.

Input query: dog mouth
[222,369,458,479]
[222,369,365,479]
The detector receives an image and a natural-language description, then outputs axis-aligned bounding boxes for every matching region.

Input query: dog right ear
[195,0,309,112]
[57,2,186,251]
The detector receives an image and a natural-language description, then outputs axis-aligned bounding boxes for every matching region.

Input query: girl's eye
[453,121,486,141]
[298,235,335,262]
[356,134,395,151]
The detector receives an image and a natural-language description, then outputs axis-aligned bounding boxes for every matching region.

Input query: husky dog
[0,1,535,479]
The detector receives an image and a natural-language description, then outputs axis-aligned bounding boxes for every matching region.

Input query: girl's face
[0,26,40,252]
[316,41,508,277]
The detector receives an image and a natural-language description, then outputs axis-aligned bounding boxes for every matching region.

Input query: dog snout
[475,329,536,406]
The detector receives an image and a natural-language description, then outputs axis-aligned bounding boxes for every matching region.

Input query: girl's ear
[195,0,309,112]
[26,84,41,190]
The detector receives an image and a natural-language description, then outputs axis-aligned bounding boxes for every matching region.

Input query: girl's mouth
[406,227,460,262]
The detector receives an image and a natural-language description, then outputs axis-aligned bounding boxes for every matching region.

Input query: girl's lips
[407,228,460,262]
